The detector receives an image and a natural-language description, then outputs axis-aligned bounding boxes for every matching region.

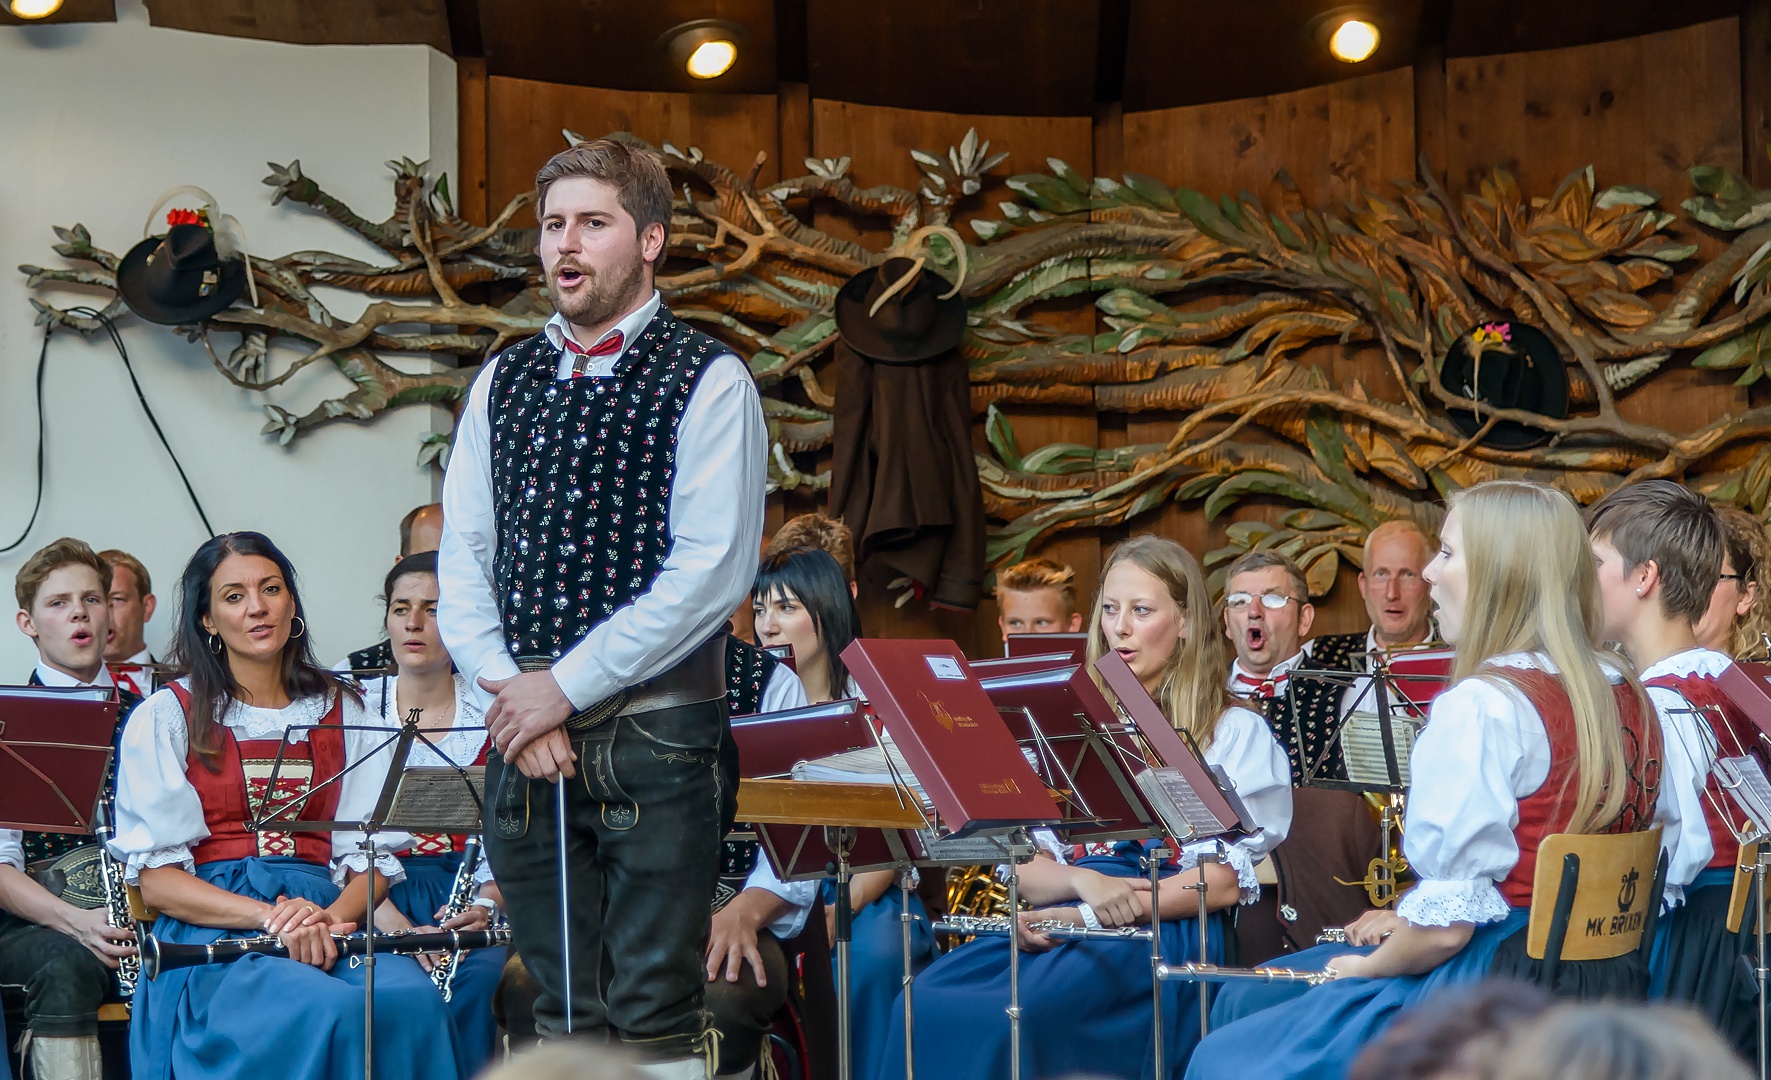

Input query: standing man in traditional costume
[439,138,766,1080]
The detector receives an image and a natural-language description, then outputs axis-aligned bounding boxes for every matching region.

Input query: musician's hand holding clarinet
[260,894,355,972]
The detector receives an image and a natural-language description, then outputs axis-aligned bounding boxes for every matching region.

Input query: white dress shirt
[1397,652,1685,927]
[439,290,768,713]
[1640,647,1738,892]
[109,682,410,885]
[32,662,114,689]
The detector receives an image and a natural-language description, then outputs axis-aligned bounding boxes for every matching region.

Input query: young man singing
[10,539,139,1080]
[440,139,765,1080]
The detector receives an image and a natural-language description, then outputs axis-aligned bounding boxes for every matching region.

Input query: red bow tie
[110,664,146,697]
[563,330,624,376]
[1234,671,1283,699]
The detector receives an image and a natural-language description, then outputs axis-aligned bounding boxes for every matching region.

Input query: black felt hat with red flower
[116,208,248,325]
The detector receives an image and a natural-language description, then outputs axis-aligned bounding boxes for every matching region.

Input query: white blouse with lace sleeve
[1397,651,1684,927]
[109,681,409,885]
[1175,705,1294,904]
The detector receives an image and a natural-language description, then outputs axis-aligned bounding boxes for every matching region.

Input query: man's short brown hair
[1223,550,1310,601]
[535,139,673,262]
[765,513,856,584]
[1585,479,1724,622]
[15,538,111,611]
[994,557,1078,615]
[98,549,151,599]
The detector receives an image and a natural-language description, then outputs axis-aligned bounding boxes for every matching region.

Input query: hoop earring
[291,616,306,639]
[207,634,223,655]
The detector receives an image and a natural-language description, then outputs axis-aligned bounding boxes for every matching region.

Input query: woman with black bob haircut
[750,544,861,704]
[111,532,466,1080]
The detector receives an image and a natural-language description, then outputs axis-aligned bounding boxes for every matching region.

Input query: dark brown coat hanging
[829,258,985,611]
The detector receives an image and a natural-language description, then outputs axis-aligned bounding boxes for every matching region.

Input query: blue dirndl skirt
[1649,866,1756,1051]
[869,848,1227,1080]
[1184,909,1531,1080]
[129,856,467,1080]
[388,853,507,1076]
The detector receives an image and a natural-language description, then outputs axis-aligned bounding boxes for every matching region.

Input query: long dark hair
[167,532,357,771]
[752,546,861,698]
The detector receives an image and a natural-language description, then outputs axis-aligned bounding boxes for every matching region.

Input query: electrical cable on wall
[0,310,216,554]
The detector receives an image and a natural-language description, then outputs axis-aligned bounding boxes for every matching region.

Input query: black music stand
[250,707,486,1080]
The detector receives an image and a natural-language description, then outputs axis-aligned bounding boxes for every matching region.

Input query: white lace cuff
[124,845,195,885]
[473,856,495,888]
[1176,841,1261,906]
[1662,882,1686,909]
[1031,828,1069,864]
[1397,878,1511,926]
[333,851,407,888]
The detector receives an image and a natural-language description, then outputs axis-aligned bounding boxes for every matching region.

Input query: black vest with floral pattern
[488,309,724,661]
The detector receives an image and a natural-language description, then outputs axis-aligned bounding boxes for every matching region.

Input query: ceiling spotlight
[1328,18,1381,63]
[659,19,744,81]
[9,0,65,17]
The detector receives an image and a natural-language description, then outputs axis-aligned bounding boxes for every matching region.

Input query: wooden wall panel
[1121,67,1416,207]
[1117,67,1417,636]
[484,77,779,211]
[1445,18,1747,434]
[808,100,1099,656]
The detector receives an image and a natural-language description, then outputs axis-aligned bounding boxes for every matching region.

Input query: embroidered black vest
[1254,634,1363,784]
[716,636,783,911]
[488,309,724,661]
[725,636,780,719]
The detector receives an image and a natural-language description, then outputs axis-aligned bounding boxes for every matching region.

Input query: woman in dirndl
[110,532,466,1080]
[358,551,505,1074]
[1184,480,1681,1080]
[872,535,1293,1080]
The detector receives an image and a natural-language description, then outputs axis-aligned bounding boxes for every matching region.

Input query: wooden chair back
[1525,827,1662,962]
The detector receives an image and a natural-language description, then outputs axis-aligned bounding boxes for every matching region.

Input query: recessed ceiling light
[659,20,745,81]
[9,0,65,18]
[1328,18,1381,63]
[686,38,737,79]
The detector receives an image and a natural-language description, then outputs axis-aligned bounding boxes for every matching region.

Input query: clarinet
[140,927,511,980]
[92,816,141,999]
[429,836,486,1003]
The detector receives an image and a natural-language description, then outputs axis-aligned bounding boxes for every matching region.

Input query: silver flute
[1156,961,1332,986]
[932,914,1154,941]
[429,837,486,1003]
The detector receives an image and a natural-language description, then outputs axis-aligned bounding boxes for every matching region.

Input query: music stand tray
[0,685,121,834]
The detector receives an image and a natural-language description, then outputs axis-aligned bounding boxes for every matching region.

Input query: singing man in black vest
[438,139,766,1080]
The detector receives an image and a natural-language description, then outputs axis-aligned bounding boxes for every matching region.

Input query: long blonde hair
[1449,481,1644,834]
[1086,535,1235,748]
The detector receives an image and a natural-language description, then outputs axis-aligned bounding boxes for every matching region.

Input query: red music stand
[0,686,121,834]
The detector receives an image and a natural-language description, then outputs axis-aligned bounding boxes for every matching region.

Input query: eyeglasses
[1720,573,1746,583]
[1225,592,1300,611]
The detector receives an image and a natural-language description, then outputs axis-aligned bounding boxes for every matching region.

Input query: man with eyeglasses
[1220,550,1379,958]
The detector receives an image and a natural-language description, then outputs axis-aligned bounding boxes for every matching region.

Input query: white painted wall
[0,1,457,676]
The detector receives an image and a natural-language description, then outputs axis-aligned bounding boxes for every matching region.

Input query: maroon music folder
[978,663,1163,843]
[1385,649,1456,713]
[1006,632,1087,662]
[842,639,1063,836]
[0,686,120,834]
[1090,652,1252,841]
[970,652,1083,680]
[730,699,875,776]
[1717,662,1771,746]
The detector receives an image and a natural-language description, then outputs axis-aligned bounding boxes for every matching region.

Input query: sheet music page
[385,768,487,832]
[1136,766,1229,835]
[0,685,111,702]
[1341,711,1420,787]
[1717,755,1771,836]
